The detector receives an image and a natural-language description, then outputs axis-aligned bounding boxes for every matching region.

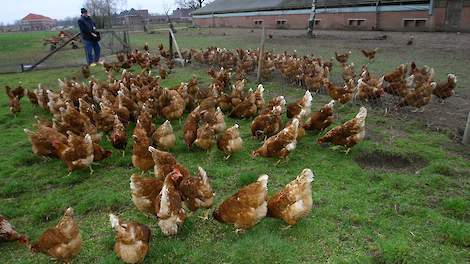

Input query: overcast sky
[2,0,178,24]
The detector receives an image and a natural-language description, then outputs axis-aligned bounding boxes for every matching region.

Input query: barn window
[348,19,366,27]
[276,19,288,28]
[415,19,426,27]
[404,19,414,28]
[403,19,427,28]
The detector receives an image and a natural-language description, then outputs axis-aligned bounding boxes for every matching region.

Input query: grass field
[0,29,469,263]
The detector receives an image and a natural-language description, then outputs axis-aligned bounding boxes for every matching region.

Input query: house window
[314,19,320,26]
[348,19,366,27]
[403,19,427,28]
[254,20,263,26]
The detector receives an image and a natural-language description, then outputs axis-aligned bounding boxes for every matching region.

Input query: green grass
[0,30,469,263]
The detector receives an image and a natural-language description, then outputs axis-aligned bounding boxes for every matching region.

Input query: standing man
[78,8,101,65]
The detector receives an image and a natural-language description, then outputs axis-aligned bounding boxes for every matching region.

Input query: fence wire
[0,31,129,73]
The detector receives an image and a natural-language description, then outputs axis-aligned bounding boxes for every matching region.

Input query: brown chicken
[136,108,156,137]
[317,107,367,153]
[334,51,351,64]
[5,86,21,115]
[152,120,176,150]
[178,167,214,214]
[154,169,186,236]
[398,81,436,110]
[409,62,435,86]
[229,92,257,119]
[384,74,414,97]
[94,102,115,132]
[254,84,265,110]
[229,79,247,107]
[287,91,313,118]
[160,89,185,120]
[92,142,112,162]
[81,65,90,79]
[267,169,315,226]
[341,62,355,82]
[24,124,67,157]
[194,123,216,151]
[183,106,200,148]
[0,215,28,244]
[304,100,335,132]
[159,68,167,80]
[78,98,95,122]
[356,77,385,101]
[251,105,283,140]
[361,48,378,61]
[148,146,190,180]
[5,85,25,99]
[200,107,226,135]
[30,208,81,262]
[213,174,268,233]
[59,102,98,140]
[109,214,151,264]
[217,124,243,159]
[260,96,286,115]
[110,115,128,154]
[52,133,94,173]
[27,89,39,105]
[252,118,299,160]
[384,64,407,83]
[433,74,457,101]
[130,174,164,215]
[132,123,154,171]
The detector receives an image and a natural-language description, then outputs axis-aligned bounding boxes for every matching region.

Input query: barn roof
[192,0,430,15]
[21,13,54,21]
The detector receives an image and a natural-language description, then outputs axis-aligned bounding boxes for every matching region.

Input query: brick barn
[192,0,470,32]
[20,13,56,31]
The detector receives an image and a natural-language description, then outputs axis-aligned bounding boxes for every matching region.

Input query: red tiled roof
[21,13,54,21]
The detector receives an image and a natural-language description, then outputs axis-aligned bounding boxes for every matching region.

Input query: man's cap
[81,8,88,14]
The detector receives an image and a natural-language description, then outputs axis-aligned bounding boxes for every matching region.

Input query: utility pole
[307,0,317,38]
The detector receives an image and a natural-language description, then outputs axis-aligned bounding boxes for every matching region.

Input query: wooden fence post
[463,112,470,145]
[256,27,266,83]
[169,28,185,67]
[169,30,173,60]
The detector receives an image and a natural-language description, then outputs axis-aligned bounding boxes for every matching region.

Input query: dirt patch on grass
[355,150,428,173]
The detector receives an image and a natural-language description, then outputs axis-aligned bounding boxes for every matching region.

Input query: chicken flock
[2,42,458,263]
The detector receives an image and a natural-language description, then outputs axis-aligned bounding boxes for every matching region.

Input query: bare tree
[83,0,127,28]
[176,0,212,9]
[84,0,126,16]
[163,2,176,33]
